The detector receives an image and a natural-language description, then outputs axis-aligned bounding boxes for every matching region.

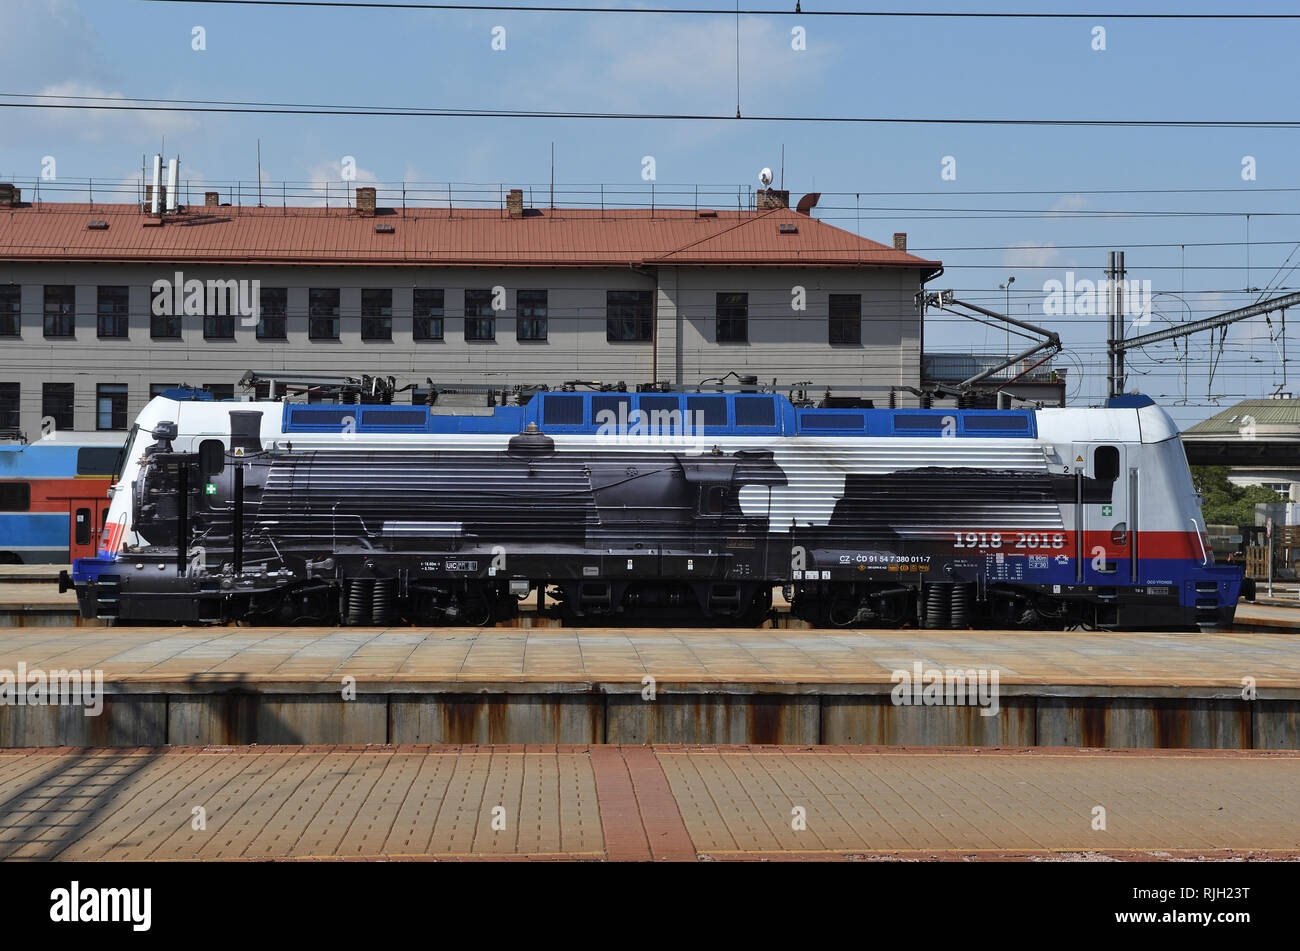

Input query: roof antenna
[780,144,784,191]
[257,138,263,208]
[550,141,555,210]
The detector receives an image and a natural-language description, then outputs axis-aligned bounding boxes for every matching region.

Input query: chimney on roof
[205,191,220,208]
[145,185,166,211]
[893,233,907,252]
[0,183,17,208]
[795,192,820,216]
[756,188,790,210]
[356,186,377,216]
[507,188,524,218]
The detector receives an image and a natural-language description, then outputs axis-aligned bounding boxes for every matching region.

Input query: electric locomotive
[63,388,1250,629]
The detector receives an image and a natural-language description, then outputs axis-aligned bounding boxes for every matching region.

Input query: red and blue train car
[0,436,123,564]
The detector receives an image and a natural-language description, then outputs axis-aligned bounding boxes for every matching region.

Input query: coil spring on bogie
[372,578,397,625]
[949,583,973,629]
[923,582,975,629]
[923,584,950,629]
[346,578,374,625]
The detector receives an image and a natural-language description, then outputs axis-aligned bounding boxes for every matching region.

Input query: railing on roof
[9,177,795,215]
[923,353,1065,385]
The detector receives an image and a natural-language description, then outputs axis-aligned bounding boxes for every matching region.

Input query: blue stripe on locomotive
[280,394,1038,439]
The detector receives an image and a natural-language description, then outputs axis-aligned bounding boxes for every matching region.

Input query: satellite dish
[759,168,773,187]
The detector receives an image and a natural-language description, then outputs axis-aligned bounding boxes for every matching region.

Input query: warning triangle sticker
[234,447,245,456]
[1075,455,1083,462]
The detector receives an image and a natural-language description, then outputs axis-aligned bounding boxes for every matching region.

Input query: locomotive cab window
[198,439,225,478]
[700,485,728,515]
[1094,445,1120,482]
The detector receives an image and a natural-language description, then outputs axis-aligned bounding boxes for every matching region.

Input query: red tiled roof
[0,202,941,272]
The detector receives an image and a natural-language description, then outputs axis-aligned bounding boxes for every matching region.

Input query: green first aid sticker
[205,483,217,495]
[1101,504,1112,516]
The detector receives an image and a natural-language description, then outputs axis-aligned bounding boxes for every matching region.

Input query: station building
[1182,395,1300,511]
[0,184,942,437]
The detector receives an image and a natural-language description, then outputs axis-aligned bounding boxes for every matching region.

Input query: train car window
[0,482,31,511]
[542,395,583,426]
[893,414,952,432]
[685,396,727,427]
[964,415,1030,433]
[639,396,681,433]
[1094,445,1120,482]
[289,407,354,426]
[734,396,776,427]
[360,409,426,427]
[591,396,632,425]
[75,508,90,545]
[800,413,865,431]
[76,447,121,475]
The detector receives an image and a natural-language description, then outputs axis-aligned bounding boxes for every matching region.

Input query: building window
[203,307,235,339]
[97,286,129,338]
[204,383,235,401]
[716,292,748,343]
[257,287,288,340]
[464,289,496,341]
[516,289,548,341]
[0,285,18,337]
[96,384,128,431]
[149,285,181,338]
[0,383,18,430]
[150,383,177,399]
[42,383,74,432]
[361,288,393,341]
[414,289,444,341]
[43,286,76,338]
[829,294,862,346]
[607,290,653,342]
[309,288,340,339]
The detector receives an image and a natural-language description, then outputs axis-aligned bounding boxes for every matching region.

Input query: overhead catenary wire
[2,92,1299,129]
[129,1,1300,19]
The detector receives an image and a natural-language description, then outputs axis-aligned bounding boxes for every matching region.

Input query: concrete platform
[1,626,1299,749]
[1232,602,1300,632]
[0,745,1295,861]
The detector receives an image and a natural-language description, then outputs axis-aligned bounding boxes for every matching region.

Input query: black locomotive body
[114,426,788,625]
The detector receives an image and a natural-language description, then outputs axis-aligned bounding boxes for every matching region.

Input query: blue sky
[3,0,1299,425]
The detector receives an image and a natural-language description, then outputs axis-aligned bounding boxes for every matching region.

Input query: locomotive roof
[136,390,1180,444]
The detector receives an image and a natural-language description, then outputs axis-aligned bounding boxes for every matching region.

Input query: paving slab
[0,626,1297,694]
[0,745,1295,861]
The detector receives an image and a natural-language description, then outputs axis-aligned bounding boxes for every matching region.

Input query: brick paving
[0,745,1295,861]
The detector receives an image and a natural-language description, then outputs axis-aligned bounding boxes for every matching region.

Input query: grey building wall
[0,261,925,436]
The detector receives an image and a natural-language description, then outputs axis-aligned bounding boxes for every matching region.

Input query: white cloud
[300,159,380,206]
[533,17,838,113]
[1002,241,1061,269]
[1048,194,1088,216]
[16,82,200,145]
